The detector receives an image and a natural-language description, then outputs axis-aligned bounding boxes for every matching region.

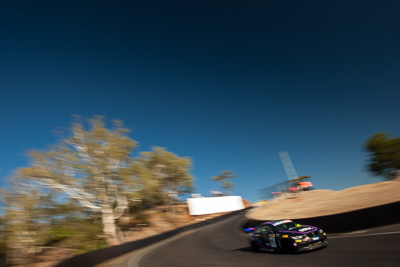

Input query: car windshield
[274,221,300,231]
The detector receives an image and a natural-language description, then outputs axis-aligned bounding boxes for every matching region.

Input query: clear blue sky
[1,1,399,203]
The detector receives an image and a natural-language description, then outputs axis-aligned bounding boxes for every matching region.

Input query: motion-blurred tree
[133,147,194,211]
[0,216,5,266]
[211,170,236,195]
[364,132,400,179]
[13,116,137,245]
[0,179,58,265]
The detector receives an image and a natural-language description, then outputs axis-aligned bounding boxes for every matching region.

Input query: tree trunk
[101,204,121,246]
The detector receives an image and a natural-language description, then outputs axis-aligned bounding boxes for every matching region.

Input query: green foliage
[67,221,107,253]
[44,226,77,246]
[44,218,106,253]
[1,116,196,264]
[133,147,194,204]
[211,170,236,195]
[364,132,400,179]
[13,116,138,245]
[0,182,63,265]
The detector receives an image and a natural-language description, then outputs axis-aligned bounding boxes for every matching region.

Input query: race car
[244,219,328,253]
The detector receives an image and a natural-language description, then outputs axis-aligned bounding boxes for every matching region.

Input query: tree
[13,116,137,245]
[0,216,5,265]
[364,132,400,179]
[211,170,236,195]
[133,147,194,210]
[0,179,58,265]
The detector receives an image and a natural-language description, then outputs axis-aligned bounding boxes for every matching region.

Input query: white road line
[329,231,400,239]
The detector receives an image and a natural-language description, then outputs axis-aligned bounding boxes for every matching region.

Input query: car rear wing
[244,227,256,233]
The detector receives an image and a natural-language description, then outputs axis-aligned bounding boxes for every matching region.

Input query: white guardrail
[187,196,245,215]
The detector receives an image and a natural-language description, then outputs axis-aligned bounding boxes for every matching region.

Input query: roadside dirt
[246,180,400,220]
[25,200,252,267]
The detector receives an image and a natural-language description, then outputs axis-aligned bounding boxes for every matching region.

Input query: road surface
[114,211,400,267]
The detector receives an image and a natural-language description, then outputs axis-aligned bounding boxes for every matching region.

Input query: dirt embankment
[26,201,252,267]
[247,180,400,220]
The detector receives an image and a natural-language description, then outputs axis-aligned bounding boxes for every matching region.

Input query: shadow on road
[231,246,327,255]
[244,201,400,233]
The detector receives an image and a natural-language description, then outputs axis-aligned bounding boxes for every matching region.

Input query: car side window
[258,225,273,234]
[264,225,273,232]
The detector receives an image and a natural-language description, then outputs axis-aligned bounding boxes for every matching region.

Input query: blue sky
[1,0,399,203]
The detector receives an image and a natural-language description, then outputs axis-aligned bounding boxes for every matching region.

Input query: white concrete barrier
[187,196,245,215]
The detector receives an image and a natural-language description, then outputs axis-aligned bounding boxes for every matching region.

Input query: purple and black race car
[245,219,328,253]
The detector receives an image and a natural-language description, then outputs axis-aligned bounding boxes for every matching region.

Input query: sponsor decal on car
[298,227,314,232]
[272,220,292,226]
[282,235,289,238]
[312,236,320,241]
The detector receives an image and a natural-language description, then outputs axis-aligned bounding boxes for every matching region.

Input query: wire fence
[258,180,292,200]
[258,177,313,203]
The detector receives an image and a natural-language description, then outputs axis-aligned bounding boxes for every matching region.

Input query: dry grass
[247,180,400,220]
[23,204,238,267]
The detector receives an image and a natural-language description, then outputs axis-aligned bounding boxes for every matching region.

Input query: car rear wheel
[251,242,260,252]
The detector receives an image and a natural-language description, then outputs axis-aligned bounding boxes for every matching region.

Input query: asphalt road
[117,211,400,267]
